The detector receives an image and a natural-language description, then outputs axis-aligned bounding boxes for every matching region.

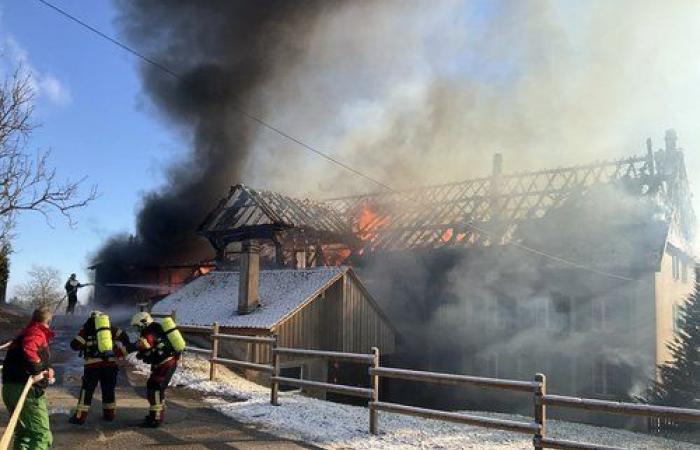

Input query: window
[476,353,499,377]
[593,360,612,395]
[573,296,592,332]
[279,366,304,392]
[672,253,680,280]
[551,294,572,334]
[593,360,630,396]
[495,294,516,331]
[591,297,609,331]
[673,304,684,332]
[486,354,499,377]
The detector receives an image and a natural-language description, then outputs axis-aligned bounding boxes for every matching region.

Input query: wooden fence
[148,313,700,450]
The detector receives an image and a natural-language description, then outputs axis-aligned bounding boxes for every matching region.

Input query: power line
[465,222,635,282]
[35,0,636,283]
[35,0,392,191]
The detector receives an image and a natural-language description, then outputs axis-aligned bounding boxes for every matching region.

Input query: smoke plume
[94,1,337,272]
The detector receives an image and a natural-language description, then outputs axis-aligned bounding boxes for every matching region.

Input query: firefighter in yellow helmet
[68,311,131,424]
[130,312,184,428]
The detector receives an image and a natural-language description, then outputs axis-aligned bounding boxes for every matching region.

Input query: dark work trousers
[146,361,177,423]
[74,365,119,421]
[66,295,78,315]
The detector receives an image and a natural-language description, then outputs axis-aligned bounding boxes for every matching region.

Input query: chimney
[665,129,678,152]
[238,240,260,315]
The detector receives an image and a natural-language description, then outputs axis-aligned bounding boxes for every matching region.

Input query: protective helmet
[131,312,153,328]
[70,273,76,278]
[90,310,103,317]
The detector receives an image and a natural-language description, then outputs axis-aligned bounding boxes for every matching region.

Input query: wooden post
[210,322,220,381]
[533,373,546,450]
[271,334,280,405]
[369,347,380,434]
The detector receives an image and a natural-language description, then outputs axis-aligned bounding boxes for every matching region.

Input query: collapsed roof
[199,136,695,258]
[199,184,357,253]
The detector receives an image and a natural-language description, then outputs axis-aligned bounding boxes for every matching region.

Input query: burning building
[174,130,694,423]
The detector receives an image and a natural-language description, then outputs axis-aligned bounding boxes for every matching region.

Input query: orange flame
[441,228,454,242]
[354,205,390,241]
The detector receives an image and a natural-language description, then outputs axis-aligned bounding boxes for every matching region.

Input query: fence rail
[213,357,273,373]
[543,394,700,421]
[371,367,538,392]
[274,347,375,363]
[272,376,374,398]
[143,308,700,450]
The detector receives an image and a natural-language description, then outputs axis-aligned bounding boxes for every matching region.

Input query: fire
[322,245,352,266]
[354,205,390,241]
[441,228,453,242]
[198,266,213,275]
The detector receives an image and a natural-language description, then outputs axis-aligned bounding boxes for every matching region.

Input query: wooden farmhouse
[153,260,396,389]
[155,129,695,424]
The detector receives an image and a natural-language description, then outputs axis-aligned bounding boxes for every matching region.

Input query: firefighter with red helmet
[68,311,131,424]
[131,312,182,428]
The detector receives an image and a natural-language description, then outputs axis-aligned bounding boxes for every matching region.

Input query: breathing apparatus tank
[159,316,186,352]
[94,314,113,353]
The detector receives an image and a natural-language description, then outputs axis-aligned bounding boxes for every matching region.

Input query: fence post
[369,347,380,435]
[210,322,219,381]
[271,334,280,406]
[533,373,546,450]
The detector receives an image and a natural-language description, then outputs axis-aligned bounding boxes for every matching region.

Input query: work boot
[139,415,160,428]
[68,414,86,425]
[102,409,115,422]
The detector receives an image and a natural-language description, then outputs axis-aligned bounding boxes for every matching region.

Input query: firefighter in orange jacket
[131,312,180,428]
[68,311,131,424]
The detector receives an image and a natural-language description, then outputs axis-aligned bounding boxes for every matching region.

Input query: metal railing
[139,309,700,449]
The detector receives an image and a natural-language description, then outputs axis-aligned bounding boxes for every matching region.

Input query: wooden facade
[272,271,396,355]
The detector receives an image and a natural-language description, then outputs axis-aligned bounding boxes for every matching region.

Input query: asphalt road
[1,315,319,449]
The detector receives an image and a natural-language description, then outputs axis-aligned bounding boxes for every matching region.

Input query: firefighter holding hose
[68,311,131,424]
[64,273,84,315]
[130,312,185,428]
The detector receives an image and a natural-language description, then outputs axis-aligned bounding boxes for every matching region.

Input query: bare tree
[0,64,97,241]
[13,265,63,308]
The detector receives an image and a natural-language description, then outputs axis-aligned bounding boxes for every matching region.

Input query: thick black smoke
[93,1,333,290]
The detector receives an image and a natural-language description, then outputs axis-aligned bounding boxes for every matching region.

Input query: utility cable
[35,0,636,282]
[35,0,392,191]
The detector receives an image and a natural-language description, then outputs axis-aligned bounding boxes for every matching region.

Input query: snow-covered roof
[152,266,346,329]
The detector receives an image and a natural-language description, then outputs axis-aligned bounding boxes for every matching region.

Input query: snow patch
[152,267,345,329]
[135,354,699,450]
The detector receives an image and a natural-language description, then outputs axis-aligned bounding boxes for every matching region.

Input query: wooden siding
[273,274,396,360]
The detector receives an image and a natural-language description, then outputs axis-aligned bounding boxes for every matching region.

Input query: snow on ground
[127,354,700,449]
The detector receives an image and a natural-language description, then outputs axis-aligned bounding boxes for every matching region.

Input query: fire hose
[52,283,95,314]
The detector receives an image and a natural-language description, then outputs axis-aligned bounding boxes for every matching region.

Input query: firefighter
[68,311,131,424]
[64,273,84,315]
[130,312,182,428]
[1,306,55,450]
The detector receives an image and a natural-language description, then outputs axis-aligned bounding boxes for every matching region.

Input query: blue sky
[1,0,180,300]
